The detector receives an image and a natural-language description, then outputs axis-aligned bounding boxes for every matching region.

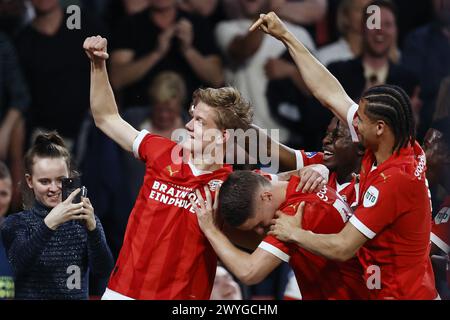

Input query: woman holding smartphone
[0,132,113,299]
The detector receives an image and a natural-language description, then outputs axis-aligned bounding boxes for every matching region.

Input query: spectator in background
[15,0,106,150]
[0,162,14,300]
[401,0,450,140]
[121,71,186,200]
[423,80,450,299]
[223,0,327,26]
[103,0,150,31]
[0,132,113,300]
[178,0,228,29]
[0,32,30,212]
[215,0,316,143]
[316,0,371,66]
[210,266,243,300]
[0,0,33,37]
[110,0,224,109]
[327,0,419,103]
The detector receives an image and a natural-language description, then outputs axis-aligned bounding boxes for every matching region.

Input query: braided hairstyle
[361,84,415,153]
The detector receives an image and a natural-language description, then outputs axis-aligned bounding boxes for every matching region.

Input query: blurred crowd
[0,0,449,300]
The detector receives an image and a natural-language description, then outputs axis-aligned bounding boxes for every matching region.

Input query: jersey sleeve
[349,178,399,239]
[258,200,346,261]
[346,103,359,143]
[259,234,290,263]
[293,150,324,169]
[302,202,347,235]
[132,130,175,165]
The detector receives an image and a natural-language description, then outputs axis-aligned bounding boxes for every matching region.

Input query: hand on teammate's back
[296,165,329,193]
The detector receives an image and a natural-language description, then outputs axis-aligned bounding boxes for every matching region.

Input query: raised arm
[83,36,139,152]
[250,12,356,122]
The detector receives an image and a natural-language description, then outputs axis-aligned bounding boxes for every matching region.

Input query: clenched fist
[83,36,109,62]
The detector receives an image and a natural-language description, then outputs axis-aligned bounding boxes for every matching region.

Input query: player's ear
[261,191,273,202]
[376,120,386,137]
[25,174,33,189]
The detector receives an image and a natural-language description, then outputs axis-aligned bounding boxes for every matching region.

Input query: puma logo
[166,165,179,177]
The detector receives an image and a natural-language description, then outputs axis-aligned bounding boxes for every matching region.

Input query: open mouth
[323,149,335,160]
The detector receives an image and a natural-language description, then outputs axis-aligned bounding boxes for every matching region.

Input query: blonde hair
[148,71,187,106]
[192,87,253,130]
[337,0,354,36]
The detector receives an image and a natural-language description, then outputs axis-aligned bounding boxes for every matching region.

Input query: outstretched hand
[268,202,305,242]
[83,36,109,62]
[249,11,289,40]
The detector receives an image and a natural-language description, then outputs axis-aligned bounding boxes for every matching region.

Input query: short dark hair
[218,171,270,227]
[362,84,415,152]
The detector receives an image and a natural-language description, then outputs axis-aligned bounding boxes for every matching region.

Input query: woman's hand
[80,197,96,231]
[44,188,85,230]
[268,202,305,242]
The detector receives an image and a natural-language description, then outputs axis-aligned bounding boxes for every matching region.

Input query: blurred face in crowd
[364,6,397,58]
[347,0,371,34]
[150,0,176,11]
[239,0,269,18]
[0,177,12,218]
[26,157,69,209]
[182,0,218,16]
[322,118,362,173]
[433,0,450,27]
[31,0,60,15]
[151,97,182,131]
[423,128,450,187]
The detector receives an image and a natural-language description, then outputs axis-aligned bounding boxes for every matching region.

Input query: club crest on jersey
[363,186,379,208]
[434,207,450,224]
[304,152,318,158]
[208,179,223,192]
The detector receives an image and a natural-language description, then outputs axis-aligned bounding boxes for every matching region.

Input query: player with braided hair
[251,11,438,299]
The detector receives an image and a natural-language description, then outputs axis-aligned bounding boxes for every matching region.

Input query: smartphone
[61,177,87,203]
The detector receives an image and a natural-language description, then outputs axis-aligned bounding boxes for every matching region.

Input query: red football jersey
[259,176,368,300]
[295,150,324,169]
[106,131,232,299]
[431,196,450,288]
[297,150,359,207]
[346,104,438,299]
[327,172,359,208]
